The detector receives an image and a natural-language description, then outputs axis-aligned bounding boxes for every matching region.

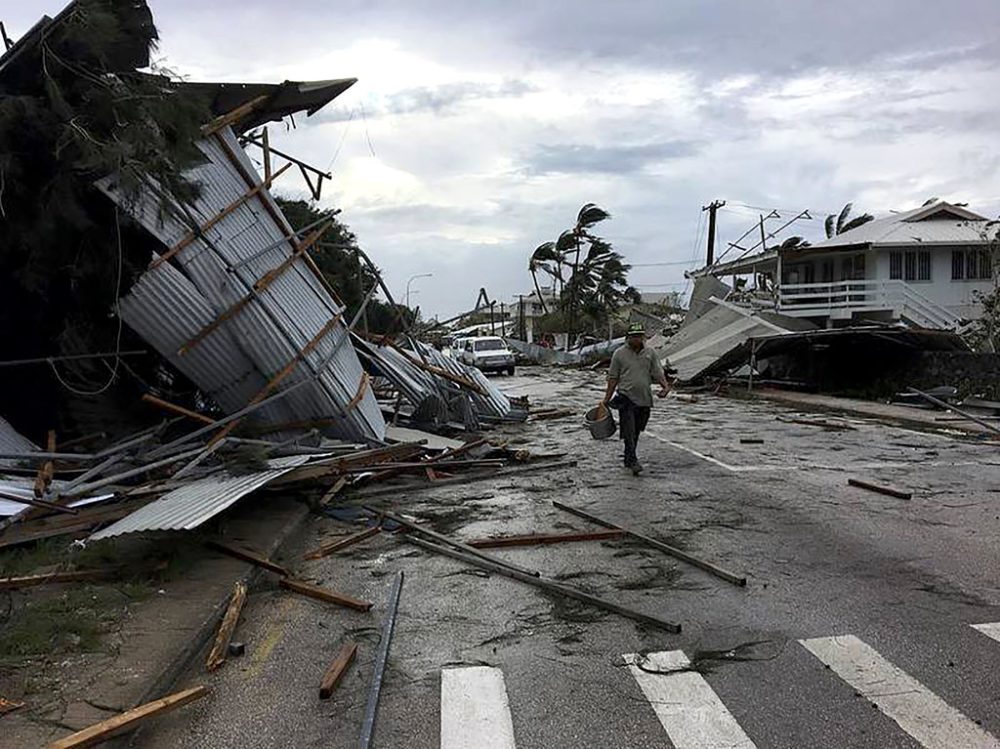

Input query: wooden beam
[279,577,372,612]
[206,540,290,576]
[149,162,292,272]
[202,94,270,136]
[319,642,358,699]
[206,581,247,671]
[303,526,380,561]
[47,686,208,748]
[141,394,215,426]
[319,476,349,507]
[847,478,912,500]
[34,430,56,498]
[467,530,623,549]
[0,490,78,515]
[0,569,114,591]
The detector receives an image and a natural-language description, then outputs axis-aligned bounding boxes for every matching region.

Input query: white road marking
[624,650,757,749]
[441,666,517,749]
[800,635,1000,749]
[971,622,1000,644]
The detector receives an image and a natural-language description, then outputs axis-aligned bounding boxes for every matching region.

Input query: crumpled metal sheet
[103,128,385,442]
[0,415,37,469]
[88,454,311,540]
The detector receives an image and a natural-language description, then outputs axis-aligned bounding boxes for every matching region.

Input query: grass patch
[0,586,132,658]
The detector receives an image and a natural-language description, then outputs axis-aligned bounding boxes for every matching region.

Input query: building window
[890,252,902,280]
[820,259,834,283]
[917,251,931,281]
[892,250,931,281]
[951,248,993,281]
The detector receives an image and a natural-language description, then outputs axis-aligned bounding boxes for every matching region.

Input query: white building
[692,202,998,330]
[510,286,558,341]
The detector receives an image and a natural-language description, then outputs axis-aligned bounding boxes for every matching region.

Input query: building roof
[811,202,995,250]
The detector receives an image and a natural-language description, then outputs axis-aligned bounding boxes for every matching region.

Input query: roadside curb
[120,501,312,747]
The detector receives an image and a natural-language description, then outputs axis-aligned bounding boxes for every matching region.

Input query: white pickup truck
[459,336,516,375]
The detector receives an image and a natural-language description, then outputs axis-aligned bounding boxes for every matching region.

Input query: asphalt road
[136,367,1000,749]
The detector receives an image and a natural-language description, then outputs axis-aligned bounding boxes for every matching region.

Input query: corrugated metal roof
[88,454,311,540]
[0,416,37,469]
[102,128,385,442]
[812,203,996,249]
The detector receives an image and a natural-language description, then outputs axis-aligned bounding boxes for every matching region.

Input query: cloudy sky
[7,1,1000,318]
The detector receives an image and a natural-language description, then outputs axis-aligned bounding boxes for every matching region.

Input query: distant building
[690,201,998,330]
[511,286,558,341]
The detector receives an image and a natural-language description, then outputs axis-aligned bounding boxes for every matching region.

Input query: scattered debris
[47,686,209,749]
[406,536,681,633]
[206,541,290,577]
[304,526,382,561]
[552,502,748,587]
[467,530,624,548]
[847,479,913,501]
[279,577,372,612]
[320,643,359,700]
[206,581,248,672]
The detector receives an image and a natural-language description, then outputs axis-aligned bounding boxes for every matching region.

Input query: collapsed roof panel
[104,128,385,442]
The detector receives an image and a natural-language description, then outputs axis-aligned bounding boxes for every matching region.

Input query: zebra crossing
[440,623,1000,748]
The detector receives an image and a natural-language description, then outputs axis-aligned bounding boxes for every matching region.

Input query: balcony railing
[777,279,961,330]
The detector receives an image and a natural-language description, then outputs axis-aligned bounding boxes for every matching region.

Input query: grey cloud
[319,79,536,122]
[523,141,700,175]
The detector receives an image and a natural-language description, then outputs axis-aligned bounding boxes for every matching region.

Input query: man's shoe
[631,462,643,476]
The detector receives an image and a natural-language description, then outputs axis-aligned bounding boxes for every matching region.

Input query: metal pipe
[358,570,404,749]
[0,350,147,368]
[62,446,205,498]
[907,387,1000,436]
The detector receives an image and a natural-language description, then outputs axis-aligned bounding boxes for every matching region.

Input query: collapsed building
[0,0,521,544]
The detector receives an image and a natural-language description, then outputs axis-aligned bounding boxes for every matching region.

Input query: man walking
[602,323,670,475]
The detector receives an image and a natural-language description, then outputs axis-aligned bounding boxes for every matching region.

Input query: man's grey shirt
[608,344,661,408]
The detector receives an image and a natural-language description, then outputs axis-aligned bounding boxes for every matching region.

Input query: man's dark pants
[611,394,651,467]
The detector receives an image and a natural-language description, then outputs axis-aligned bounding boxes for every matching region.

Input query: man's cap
[626,323,645,337]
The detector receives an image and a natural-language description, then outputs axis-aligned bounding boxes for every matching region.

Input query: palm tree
[528,241,560,315]
[562,203,611,331]
[825,203,874,238]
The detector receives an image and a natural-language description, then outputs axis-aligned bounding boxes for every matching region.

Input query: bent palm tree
[528,241,559,315]
[825,203,874,238]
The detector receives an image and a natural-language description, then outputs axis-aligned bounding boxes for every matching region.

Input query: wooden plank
[319,476,349,507]
[0,569,115,591]
[303,526,380,561]
[34,430,56,497]
[206,581,247,671]
[141,394,215,425]
[0,498,154,550]
[206,540,290,576]
[201,93,270,135]
[279,577,372,612]
[149,162,292,271]
[847,478,912,500]
[467,530,624,549]
[552,502,747,587]
[46,685,208,748]
[319,642,358,699]
[406,537,681,633]
[0,490,78,515]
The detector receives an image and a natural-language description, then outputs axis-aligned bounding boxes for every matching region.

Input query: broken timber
[552,502,748,587]
[467,530,624,549]
[358,571,404,749]
[206,540,290,576]
[907,387,1000,437]
[279,577,372,612]
[370,508,541,579]
[353,459,579,499]
[847,478,912,500]
[304,526,380,561]
[46,686,208,749]
[206,581,247,671]
[319,642,358,699]
[406,536,680,633]
[0,569,115,591]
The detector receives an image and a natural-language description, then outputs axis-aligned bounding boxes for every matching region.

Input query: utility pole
[702,200,725,266]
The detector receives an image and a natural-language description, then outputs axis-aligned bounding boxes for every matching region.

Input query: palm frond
[836,202,854,235]
[824,214,836,239]
[839,214,874,235]
[555,229,577,254]
[922,197,939,207]
[576,203,611,229]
